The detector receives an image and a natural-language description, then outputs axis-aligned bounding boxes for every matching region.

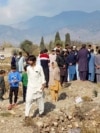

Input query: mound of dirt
[0,81,100,133]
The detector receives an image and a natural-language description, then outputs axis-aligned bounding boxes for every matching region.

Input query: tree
[48,41,54,51]
[55,40,63,47]
[40,36,45,51]
[55,31,61,43]
[65,33,71,46]
[20,40,33,56]
[12,49,19,55]
[54,31,62,47]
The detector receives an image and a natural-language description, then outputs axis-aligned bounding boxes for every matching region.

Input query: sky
[0,0,100,25]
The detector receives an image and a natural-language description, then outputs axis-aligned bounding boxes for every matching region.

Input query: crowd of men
[11,44,100,88]
[38,44,100,87]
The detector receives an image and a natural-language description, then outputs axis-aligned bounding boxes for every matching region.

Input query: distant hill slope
[0,11,100,44]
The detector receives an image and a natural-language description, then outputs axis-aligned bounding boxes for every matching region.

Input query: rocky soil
[0,81,100,133]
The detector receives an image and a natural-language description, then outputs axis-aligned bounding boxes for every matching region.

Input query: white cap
[63,49,67,52]
[73,46,76,49]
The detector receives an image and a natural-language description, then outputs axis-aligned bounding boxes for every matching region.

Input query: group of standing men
[38,44,100,88]
[11,44,100,89]
[11,51,26,73]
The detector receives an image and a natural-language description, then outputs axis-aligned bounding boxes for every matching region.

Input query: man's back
[40,53,49,68]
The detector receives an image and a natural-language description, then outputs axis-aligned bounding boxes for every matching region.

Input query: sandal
[12,103,17,108]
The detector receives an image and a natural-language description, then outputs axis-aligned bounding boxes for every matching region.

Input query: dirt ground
[0,79,100,133]
[0,59,100,133]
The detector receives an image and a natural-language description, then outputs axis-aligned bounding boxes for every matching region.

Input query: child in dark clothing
[0,70,6,101]
[22,65,28,102]
[8,65,21,110]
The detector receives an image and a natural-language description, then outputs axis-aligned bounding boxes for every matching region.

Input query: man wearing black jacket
[56,50,67,86]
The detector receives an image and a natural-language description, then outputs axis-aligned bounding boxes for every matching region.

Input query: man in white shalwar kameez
[18,52,25,73]
[25,55,46,118]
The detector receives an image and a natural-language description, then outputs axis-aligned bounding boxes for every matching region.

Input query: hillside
[0,60,100,132]
[0,80,100,133]
[0,11,100,44]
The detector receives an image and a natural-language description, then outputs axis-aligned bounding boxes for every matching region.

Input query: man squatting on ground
[25,55,46,118]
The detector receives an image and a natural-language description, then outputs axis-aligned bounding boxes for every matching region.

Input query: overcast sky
[0,0,100,25]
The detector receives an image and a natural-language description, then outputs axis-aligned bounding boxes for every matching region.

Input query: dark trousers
[60,76,67,85]
[79,71,87,81]
[60,68,68,85]
[23,86,27,102]
[43,67,49,87]
[9,87,19,104]
[0,88,5,99]
[0,90,3,99]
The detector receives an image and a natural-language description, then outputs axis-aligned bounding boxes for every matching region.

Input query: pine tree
[55,32,61,42]
[54,31,62,47]
[40,36,45,51]
[48,41,54,51]
[65,33,71,46]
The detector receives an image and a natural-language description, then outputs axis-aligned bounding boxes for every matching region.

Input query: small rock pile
[27,104,100,133]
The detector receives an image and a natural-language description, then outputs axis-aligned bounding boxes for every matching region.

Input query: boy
[22,65,28,102]
[25,55,45,119]
[0,70,6,101]
[49,62,61,102]
[8,65,21,110]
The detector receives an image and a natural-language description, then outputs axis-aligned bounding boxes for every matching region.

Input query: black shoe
[23,100,25,103]
[39,112,45,117]
[45,84,48,88]
[2,97,4,100]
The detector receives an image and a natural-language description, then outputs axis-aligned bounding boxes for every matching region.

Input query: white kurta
[18,56,25,72]
[49,54,56,64]
[27,65,45,99]
[36,55,41,66]
[49,54,57,73]
[25,65,46,116]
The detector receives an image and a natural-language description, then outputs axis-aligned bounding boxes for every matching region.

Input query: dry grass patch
[82,96,93,102]
[0,112,11,117]
[81,126,99,133]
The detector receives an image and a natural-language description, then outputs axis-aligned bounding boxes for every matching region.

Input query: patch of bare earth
[0,80,100,133]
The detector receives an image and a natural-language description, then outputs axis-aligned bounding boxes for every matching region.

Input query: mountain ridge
[0,10,100,45]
